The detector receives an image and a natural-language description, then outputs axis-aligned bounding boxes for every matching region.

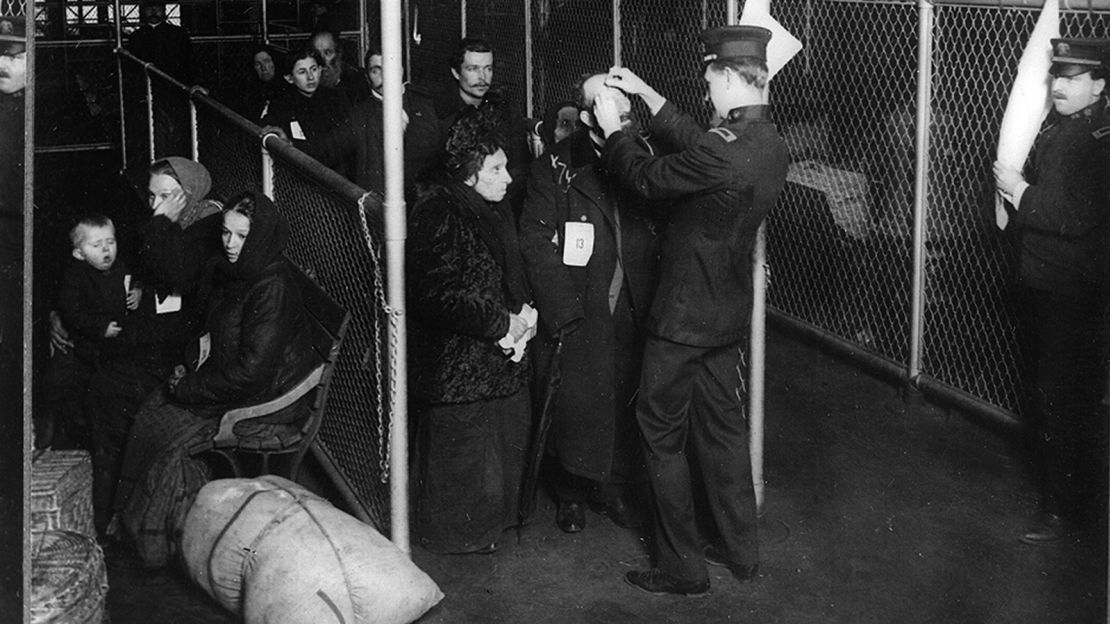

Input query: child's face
[72,224,118,271]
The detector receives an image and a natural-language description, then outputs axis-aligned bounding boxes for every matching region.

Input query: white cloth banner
[739,0,803,81]
[995,0,1059,229]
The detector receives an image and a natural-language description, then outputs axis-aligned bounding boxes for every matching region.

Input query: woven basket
[31,450,95,537]
[30,530,109,624]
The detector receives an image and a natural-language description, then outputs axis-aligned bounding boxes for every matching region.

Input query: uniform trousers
[637,336,758,582]
[1024,287,1107,524]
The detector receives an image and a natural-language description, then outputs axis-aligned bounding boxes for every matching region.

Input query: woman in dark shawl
[110,190,315,567]
[408,107,537,554]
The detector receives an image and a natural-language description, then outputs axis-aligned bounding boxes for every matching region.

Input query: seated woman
[407,108,537,555]
[110,190,315,567]
[238,44,288,123]
[46,157,224,535]
[262,46,351,163]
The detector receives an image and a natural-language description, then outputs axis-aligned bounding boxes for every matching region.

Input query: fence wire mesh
[87,0,1110,529]
[119,54,392,529]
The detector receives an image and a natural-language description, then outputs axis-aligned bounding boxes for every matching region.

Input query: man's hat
[0,16,25,44]
[700,25,772,65]
[1049,38,1109,78]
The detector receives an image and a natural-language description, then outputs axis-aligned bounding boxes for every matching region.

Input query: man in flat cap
[993,38,1110,546]
[593,24,788,595]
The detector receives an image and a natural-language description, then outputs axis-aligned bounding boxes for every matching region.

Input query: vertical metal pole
[22,16,36,620]
[261,145,275,199]
[525,0,533,117]
[382,0,411,555]
[909,0,934,387]
[115,0,127,171]
[357,0,368,70]
[189,98,199,161]
[146,70,155,162]
[613,0,621,66]
[734,0,766,517]
[261,0,269,43]
[460,0,466,37]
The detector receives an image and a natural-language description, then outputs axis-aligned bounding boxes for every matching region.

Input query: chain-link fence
[49,0,1110,539]
[499,0,1109,422]
[116,53,394,531]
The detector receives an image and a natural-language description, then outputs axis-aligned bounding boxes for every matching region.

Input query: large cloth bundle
[181,475,443,624]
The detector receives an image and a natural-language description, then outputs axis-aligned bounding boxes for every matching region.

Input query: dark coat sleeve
[603,123,738,201]
[139,212,221,295]
[408,199,510,341]
[172,273,300,405]
[1017,132,1110,239]
[57,267,112,342]
[519,155,584,336]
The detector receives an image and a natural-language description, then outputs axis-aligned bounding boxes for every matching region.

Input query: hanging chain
[357,193,391,483]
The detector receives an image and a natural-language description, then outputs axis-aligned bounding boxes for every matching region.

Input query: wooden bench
[188,261,349,481]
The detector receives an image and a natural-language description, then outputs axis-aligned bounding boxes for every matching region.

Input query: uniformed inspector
[993,38,1110,547]
[593,25,789,596]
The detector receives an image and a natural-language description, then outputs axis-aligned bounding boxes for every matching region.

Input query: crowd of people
[29,8,1110,602]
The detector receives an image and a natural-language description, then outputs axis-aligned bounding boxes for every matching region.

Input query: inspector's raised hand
[593,90,623,138]
[604,67,650,95]
[605,66,666,115]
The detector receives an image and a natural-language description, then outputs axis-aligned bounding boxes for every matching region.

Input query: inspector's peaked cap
[700,25,772,64]
[1049,38,1109,77]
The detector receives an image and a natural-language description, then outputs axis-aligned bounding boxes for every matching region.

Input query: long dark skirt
[112,387,214,568]
[415,388,531,554]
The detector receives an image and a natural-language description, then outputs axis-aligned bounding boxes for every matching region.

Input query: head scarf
[154,156,219,228]
[217,190,290,282]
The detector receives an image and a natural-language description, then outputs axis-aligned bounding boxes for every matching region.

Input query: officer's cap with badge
[1049,38,1109,78]
[0,16,26,56]
[699,25,772,66]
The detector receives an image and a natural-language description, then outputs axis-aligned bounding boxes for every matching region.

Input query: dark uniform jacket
[407,181,531,405]
[602,101,789,347]
[521,129,660,479]
[1016,101,1110,299]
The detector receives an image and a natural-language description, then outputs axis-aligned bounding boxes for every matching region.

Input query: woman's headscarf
[217,190,290,282]
[151,156,219,228]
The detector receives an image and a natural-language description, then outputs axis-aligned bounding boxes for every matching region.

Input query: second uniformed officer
[593,25,789,596]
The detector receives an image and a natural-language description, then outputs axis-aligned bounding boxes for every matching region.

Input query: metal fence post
[145,67,154,162]
[908,0,935,392]
[613,0,621,66]
[382,0,410,555]
[525,0,533,117]
[189,97,199,161]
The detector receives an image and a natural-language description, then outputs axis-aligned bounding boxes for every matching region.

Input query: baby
[39,215,141,449]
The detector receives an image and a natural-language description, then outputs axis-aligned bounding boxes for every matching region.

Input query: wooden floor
[99,330,1108,624]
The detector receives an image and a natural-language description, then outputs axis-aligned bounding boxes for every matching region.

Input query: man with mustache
[993,38,1110,546]
[520,73,660,535]
[410,38,530,209]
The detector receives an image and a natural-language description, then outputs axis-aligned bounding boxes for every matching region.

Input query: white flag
[739,0,803,81]
[995,0,1059,229]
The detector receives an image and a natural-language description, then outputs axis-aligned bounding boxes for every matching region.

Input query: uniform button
[580,216,587,221]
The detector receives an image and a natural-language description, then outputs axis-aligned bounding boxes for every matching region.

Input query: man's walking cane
[519,338,564,526]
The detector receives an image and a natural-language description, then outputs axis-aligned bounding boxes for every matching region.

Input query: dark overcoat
[520,130,660,480]
[602,101,789,347]
[407,182,531,404]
